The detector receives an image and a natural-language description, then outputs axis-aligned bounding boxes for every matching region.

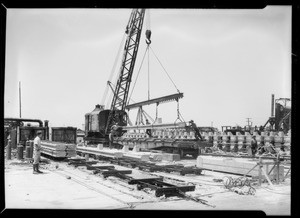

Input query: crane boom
[105,9,146,134]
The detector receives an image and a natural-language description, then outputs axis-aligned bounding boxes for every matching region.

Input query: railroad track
[65,156,215,207]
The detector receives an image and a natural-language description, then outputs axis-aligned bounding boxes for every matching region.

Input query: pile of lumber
[41,140,76,158]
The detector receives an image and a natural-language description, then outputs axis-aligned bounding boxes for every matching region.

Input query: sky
[4,6,291,130]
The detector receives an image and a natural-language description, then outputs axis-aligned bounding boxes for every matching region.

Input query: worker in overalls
[109,123,119,149]
[189,120,203,140]
[33,131,43,174]
[250,135,258,156]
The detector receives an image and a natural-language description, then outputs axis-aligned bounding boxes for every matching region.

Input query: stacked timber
[196,155,284,181]
[41,140,76,158]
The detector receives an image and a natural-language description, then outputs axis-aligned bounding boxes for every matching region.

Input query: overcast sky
[4,6,291,130]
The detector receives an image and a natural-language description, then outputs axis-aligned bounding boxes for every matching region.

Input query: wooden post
[258,157,262,186]
[6,140,12,160]
[276,159,280,184]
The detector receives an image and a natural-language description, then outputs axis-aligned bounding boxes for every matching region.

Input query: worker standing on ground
[189,120,203,140]
[109,123,119,149]
[250,135,258,156]
[33,131,43,174]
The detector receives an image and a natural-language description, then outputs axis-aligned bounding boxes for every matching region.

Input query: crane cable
[127,47,149,106]
[149,46,181,94]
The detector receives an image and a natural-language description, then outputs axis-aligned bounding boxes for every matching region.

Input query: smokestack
[44,120,49,140]
[271,94,275,117]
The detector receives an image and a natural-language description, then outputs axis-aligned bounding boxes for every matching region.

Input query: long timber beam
[125,93,184,110]
[122,121,187,130]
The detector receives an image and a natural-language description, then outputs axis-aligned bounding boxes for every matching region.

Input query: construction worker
[250,135,258,156]
[33,131,43,174]
[189,120,203,140]
[109,123,119,148]
[145,119,152,137]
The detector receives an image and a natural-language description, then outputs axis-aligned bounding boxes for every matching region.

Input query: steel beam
[125,93,184,110]
[122,121,187,130]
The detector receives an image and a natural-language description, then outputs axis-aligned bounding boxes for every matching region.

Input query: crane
[105,9,148,134]
[84,9,151,144]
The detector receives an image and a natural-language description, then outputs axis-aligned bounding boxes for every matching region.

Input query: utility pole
[19,81,21,118]
[246,118,252,127]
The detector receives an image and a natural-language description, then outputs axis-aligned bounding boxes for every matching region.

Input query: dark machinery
[263,94,291,133]
[4,118,49,148]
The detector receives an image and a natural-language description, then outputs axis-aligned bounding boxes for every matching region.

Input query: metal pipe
[4,118,43,127]
[19,81,21,118]
[271,94,275,117]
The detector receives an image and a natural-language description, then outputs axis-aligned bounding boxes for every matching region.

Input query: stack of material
[161,153,180,162]
[76,146,123,158]
[274,131,284,149]
[41,140,76,158]
[222,133,230,152]
[283,131,291,152]
[196,155,284,181]
[237,132,246,151]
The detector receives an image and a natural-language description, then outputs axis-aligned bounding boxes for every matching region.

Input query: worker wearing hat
[33,131,43,174]
[250,135,258,156]
[109,122,119,149]
[189,120,203,140]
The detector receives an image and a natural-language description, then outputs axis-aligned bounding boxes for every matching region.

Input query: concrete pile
[210,130,291,154]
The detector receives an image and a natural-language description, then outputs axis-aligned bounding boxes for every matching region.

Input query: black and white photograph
[1,3,295,215]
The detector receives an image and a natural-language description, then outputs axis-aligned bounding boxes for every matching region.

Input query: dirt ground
[3,155,291,215]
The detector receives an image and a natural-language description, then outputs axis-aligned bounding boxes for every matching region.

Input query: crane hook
[145,29,152,44]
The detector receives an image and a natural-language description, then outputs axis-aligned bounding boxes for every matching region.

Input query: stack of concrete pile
[274,131,284,150]
[213,132,221,147]
[228,132,238,152]
[203,132,213,143]
[256,132,265,145]
[244,132,252,150]
[222,132,230,152]
[264,131,275,145]
[283,130,291,153]
[41,140,76,158]
[237,132,246,151]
